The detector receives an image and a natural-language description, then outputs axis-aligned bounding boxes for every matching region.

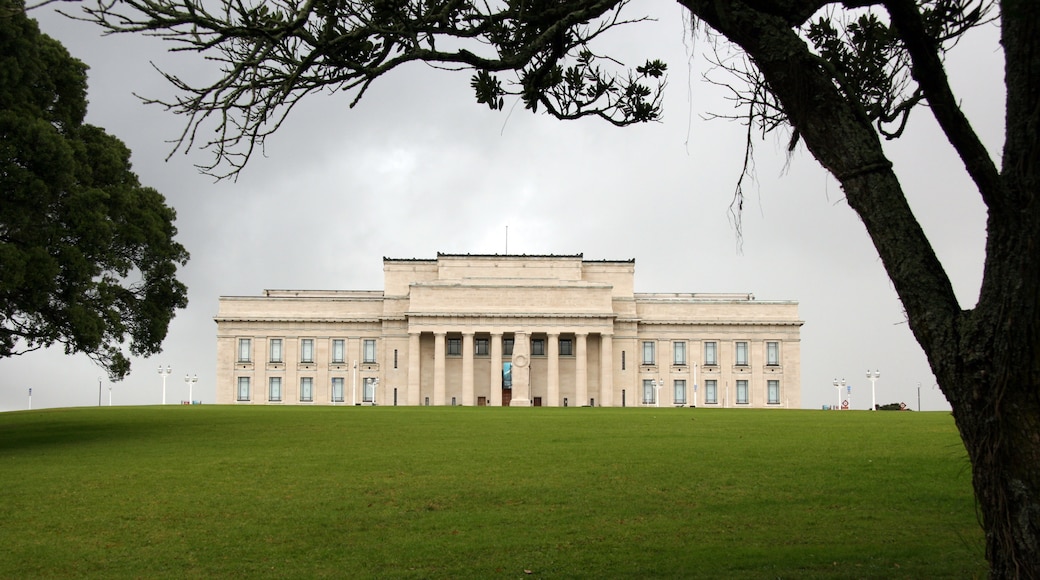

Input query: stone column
[599,332,614,407]
[433,332,446,406]
[547,332,560,406]
[408,332,421,406]
[490,333,503,407]
[462,332,474,406]
[510,331,531,406]
[575,332,588,406]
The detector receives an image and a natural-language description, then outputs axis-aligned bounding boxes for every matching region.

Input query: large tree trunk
[683,0,1040,576]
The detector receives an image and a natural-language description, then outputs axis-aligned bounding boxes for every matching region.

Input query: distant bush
[878,402,911,411]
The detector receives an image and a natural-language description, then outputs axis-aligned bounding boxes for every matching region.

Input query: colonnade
[405,330,614,406]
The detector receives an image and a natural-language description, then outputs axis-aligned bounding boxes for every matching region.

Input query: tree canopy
[72,0,1039,576]
[1,0,189,379]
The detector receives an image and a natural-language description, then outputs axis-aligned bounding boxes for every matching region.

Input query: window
[363,339,377,363]
[768,380,780,404]
[300,377,314,402]
[363,377,376,403]
[530,339,544,356]
[642,379,656,404]
[393,349,398,368]
[704,341,718,366]
[331,377,344,403]
[238,338,251,363]
[642,341,655,365]
[735,342,749,366]
[269,339,282,363]
[767,341,780,366]
[503,339,514,356]
[268,377,282,402]
[736,380,749,404]
[621,351,626,370]
[559,339,573,356]
[674,380,687,404]
[237,377,250,401]
[300,339,314,363]
[332,339,345,363]
[673,341,686,365]
[476,338,490,356]
[705,380,717,404]
[447,338,461,356]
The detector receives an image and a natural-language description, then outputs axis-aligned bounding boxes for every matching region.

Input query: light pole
[185,374,198,404]
[108,383,113,407]
[98,377,102,407]
[692,362,699,408]
[158,365,172,405]
[352,361,358,406]
[371,378,380,405]
[653,378,663,408]
[917,381,921,412]
[28,387,32,410]
[867,369,880,411]
[832,378,846,410]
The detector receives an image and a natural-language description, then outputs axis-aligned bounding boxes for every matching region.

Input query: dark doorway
[533,397,542,407]
[477,396,487,406]
[502,389,512,406]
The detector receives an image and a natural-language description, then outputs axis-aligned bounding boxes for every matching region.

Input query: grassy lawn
[0,406,984,578]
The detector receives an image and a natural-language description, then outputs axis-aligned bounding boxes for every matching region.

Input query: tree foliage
[1,0,189,379]
[72,0,1040,576]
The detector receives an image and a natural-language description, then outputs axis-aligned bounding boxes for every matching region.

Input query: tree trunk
[682,0,1040,576]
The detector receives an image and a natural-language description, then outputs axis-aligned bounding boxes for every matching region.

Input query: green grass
[0,406,985,578]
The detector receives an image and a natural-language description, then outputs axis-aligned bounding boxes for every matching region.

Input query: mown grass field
[0,406,984,578]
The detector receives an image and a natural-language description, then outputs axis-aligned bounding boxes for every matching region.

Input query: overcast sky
[1,1,1003,412]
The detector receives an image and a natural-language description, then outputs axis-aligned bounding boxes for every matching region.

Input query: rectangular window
[642,341,655,365]
[268,338,282,363]
[674,379,687,404]
[268,377,282,402]
[238,338,251,363]
[621,351,626,370]
[503,339,514,356]
[332,339,345,363]
[705,379,717,404]
[363,377,376,403]
[673,341,686,365]
[642,379,656,404]
[300,339,314,363]
[735,341,749,366]
[559,339,573,356]
[530,339,544,356]
[237,377,250,401]
[736,380,749,404]
[768,380,780,404]
[300,377,313,402]
[447,338,462,356]
[331,377,344,403]
[393,349,398,369]
[767,341,780,366]
[476,338,490,356]
[704,341,718,366]
[363,339,377,363]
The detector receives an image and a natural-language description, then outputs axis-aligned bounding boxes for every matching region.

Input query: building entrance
[502,389,512,406]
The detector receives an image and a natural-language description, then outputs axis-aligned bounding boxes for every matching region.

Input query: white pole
[158,365,172,405]
[352,361,358,406]
[28,387,32,410]
[693,363,698,407]
[109,385,113,407]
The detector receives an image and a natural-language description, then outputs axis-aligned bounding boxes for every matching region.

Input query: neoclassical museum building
[215,254,802,408]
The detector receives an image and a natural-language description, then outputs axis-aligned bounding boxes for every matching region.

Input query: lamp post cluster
[867,369,880,411]
[832,378,846,410]
[185,374,198,404]
[158,365,172,405]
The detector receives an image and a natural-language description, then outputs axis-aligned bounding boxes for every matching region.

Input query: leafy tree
[76,0,1035,575]
[1,0,189,380]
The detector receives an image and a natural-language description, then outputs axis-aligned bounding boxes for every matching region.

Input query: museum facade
[215,254,802,407]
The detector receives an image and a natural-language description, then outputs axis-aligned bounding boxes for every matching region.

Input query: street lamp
[185,374,198,404]
[832,378,846,410]
[917,381,922,412]
[98,377,103,407]
[28,387,32,410]
[109,383,113,407]
[867,369,880,411]
[158,365,172,405]
[653,378,663,408]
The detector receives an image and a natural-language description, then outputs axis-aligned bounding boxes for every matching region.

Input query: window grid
[363,377,376,403]
[642,379,656,404]
[559,339,573,356]
[673,341,686,365]
[736,380,749,404]
[704,342,718,366]
[674,379,687,404]
[530,339,544,356]
[332,339,345,363]
[363,339,377,363]
[269,338,282,363]
[705,380,717,404]
[269,377,282,402]
[300,339,314,363]
[300,377,314,402]
[767,341,780,366]
[735,342,749,366]
[476,339,491,356]
[331,377,344,403]
[447,338,462,356]
[238,338,251,363]
[768,380,780,404]
[642,341,655,365]
[237,377,250,401]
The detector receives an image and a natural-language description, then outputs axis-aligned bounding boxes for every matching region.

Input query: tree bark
[682,0,1040,576]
